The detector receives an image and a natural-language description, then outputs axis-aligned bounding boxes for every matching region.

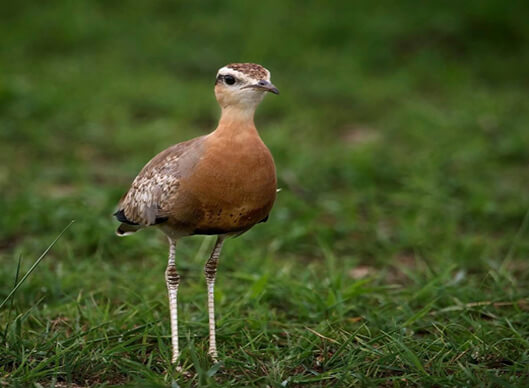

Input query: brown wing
[116,136,205,226]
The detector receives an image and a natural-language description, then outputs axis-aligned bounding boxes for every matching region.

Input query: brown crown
[226,63,269,80]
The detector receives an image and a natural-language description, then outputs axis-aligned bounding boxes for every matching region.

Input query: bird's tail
[116,223,142,236]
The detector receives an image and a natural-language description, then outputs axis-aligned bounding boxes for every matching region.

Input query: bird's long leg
[165,238,181,364]
[204,235,225,361]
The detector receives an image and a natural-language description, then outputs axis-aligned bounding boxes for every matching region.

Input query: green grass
[2,0,529,386]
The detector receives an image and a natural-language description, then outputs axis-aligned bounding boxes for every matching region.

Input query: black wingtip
[259,215,269,224]
[113,209,139,225]
[153,216,169,224]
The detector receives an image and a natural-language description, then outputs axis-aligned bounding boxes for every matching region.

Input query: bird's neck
[214,106,258,137]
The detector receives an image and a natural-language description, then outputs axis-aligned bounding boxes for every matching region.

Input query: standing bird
[114,63,279,364]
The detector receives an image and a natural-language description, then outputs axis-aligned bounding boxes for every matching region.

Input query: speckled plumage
[118,138,204,227]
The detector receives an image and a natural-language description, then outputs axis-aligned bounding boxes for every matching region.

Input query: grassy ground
[2,0,529,386]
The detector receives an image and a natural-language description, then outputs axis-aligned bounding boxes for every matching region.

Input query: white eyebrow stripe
[216,67,271,84]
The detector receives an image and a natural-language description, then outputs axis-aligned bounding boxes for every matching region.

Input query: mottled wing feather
[116,136,204,226]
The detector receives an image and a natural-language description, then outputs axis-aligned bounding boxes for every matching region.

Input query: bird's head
[214,63,279,112]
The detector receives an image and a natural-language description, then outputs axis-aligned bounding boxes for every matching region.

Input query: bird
[113,63,279,365]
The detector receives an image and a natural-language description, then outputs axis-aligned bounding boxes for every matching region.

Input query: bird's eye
[224,75,236,85]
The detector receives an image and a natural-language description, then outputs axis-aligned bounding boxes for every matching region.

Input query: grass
[1,0,529,386]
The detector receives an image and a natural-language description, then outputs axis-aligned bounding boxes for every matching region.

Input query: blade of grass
[2,254,23,338]
[0,221,75,310]
[403,299,437,327]
[10,254,22,312]
[382,331,427,376]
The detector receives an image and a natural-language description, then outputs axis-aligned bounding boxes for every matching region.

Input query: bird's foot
[208,349,218,363]
[176,365,191,376]
[169,364,192,378]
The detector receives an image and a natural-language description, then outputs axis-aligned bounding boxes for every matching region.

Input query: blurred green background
[1,0,529,386]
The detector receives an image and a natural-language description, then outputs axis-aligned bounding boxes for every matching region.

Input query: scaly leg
[204,236,225,361]
[165,238,180,364]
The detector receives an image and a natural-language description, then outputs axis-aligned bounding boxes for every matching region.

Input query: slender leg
[165,238,180,364]
[204,235,225,361]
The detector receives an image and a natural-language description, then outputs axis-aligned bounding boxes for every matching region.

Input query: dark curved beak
[251,80,280,94]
